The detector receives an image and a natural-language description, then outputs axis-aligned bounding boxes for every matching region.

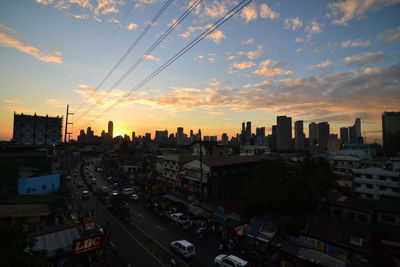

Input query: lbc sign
[72,234,104,256]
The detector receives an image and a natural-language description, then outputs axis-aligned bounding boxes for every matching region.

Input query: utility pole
[64,104,73,171]
[199,129,203,201]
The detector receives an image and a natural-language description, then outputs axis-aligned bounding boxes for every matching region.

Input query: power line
[73,0,136,113]
[73,0,174,120]
[76,0,253,133]
[74,0,202,125]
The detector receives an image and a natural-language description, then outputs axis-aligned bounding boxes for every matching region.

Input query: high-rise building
[268,125,277,151]
[382,111,400,156]
[246,121,252,145]
[12,112,62,146]
[309,122,319,147]
[108,121,113,138]
[176,127,184,145]
[340,127,349,144]
[255,127,265,145]
[354,118,361,138]
[132,131,135,141]
[277,116,292,150]
[348,118,363,144]
[294,120,305,150]
[317,122,330,150]
[221,133,228,145]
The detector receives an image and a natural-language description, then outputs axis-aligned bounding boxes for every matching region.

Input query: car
[170,240,195,258]
[107,176,113,181]
[91,178,97,184]
[214,254,249,267]
[240,249,268,265]
[170,213,188,225]
[82,191,90,200]
[129,193,140,201]
[101,186,108,193]
[77,181,84,187]
[121,188,134,195]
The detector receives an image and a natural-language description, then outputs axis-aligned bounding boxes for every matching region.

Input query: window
[347,212,355,220]
[392,188,399,193]
[27,188,32,193]
[366,174,373,179]
[379,186,386,191]
[392,177,399,182]
[355,183,361,187]
[379,176,386,181]
[334,209,342,218]
[366,184,373,189]
[367,194,373,199]
[380,214,396,224]
[42,185,46,191]
[359,214,367,223]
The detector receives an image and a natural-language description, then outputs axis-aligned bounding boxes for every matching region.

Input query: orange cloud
[0,25,63,64]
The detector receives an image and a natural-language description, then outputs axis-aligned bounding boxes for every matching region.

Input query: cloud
[246,45,263,60]
[284,17,303,30]
[241,3,258,23]
[206,30,225,44]
[306,20,323,35]
[242,38,255,45]
[209,78,222,86]
[376,26,400,43]
[226,55,237,60]
[204,1,228,18]
[232,61,256,69]
[340,39,371,48]
[45,99,64,107]
[295,37,305,43]
[328,0,400,26]
[259,3,279,19]
[143,54,160,62]
[307,60,333,71]
[343,51,388,67]
[126,23,138,31]
[78,84,96,89]
[254,59,294,77]
[0,24,63,64]
[143,64,400,126]
[35,0,123,21]
[4,98,23,104]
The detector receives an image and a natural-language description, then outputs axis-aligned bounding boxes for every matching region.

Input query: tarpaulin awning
[297,248,345,267]
[210,212,227,225]
[188,205,211,218]
[247,219,265,238]
[33,227,80,259]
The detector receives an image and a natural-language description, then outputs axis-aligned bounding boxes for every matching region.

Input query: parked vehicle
[129,193,139,201]
[170,213,189,225]
[77,181,84,187]
[121,188,134,195]
[82,191,90,200]
[170,240,195,258]
[91,178,97,184]
[214,254,248,267]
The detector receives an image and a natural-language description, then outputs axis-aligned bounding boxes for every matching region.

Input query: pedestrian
[219,242,224,252]
[212,224,215,233]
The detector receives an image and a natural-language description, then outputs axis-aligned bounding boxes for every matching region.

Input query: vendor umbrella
[235,224,252,236]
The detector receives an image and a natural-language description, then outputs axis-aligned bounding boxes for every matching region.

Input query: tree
[0,222,47,266]
[240,157,337,217]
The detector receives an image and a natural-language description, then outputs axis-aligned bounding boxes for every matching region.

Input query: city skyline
[1,0,399,142]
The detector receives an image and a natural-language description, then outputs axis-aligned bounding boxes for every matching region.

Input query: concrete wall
[18,174,60,195]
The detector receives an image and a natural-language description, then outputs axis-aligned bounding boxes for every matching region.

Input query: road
[69,163,166,267]
[87,162,223,267]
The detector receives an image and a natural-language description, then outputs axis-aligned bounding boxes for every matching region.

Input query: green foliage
[0,223,47,267]
[240,157,337,217]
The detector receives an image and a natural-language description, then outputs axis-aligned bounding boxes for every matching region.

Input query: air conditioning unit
[350,236,363,247]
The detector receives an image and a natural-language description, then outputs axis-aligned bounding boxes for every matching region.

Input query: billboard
[72,234,104,256]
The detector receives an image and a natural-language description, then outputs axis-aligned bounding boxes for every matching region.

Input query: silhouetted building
[176,127,184,146]
[277,116,292,150]
[309,122,319,147]
[340,127,349,144]
[382,111,400,156]
[246,121,252,145]
[221,133,228,145]
[268,125,277,151]
[294,120,305,150]
[318,122,330,151]
[108,121,113,138]
[12,112,62,146]
[255,127,265,146]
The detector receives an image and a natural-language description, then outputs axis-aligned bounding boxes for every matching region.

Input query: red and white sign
[72,234,104,256]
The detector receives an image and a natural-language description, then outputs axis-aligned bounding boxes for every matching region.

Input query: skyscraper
[294,120,305,150]
[309,122,318,147]
[108,121,113,138]
[255,127,265,145]
[382,111,400,156]
[340,127,349,144]
[277,116,292,150]
[349,118,363,144]
[176,127,184,145]
[317,122,330,150]
[246,121,252,145]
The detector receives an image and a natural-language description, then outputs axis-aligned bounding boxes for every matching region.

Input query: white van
[170,240,195,258]
[121,188,134,195]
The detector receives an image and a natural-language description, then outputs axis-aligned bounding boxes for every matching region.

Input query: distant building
[294,120,305,150]
[268,125,277,152]
[221,133,228,145]
[246,121,252,145]
[13,112,62,146]
[309,122,319,147]
[327,134,341,153]
[318,122,330,151]
[132,131,135,141]
[176,127,184,146]
[382,111,400,156]
[340,127,349,144]
[255,127,265,146]
[277,116,292,151]
[108,121,113,138]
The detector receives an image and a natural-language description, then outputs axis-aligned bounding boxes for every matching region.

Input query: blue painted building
[18,174,60,195]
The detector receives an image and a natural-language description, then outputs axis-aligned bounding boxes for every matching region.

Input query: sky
[0,0,399,142]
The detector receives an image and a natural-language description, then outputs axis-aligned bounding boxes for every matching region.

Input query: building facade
[382,111,400,156]
[277,116,292,151]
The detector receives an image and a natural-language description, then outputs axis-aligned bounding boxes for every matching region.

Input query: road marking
[155,225,165,231]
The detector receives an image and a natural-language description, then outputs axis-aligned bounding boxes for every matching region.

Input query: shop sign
[72,234,103,256]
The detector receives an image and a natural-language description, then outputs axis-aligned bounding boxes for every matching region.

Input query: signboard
[72,235,104,256]
[83,216,96,223]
